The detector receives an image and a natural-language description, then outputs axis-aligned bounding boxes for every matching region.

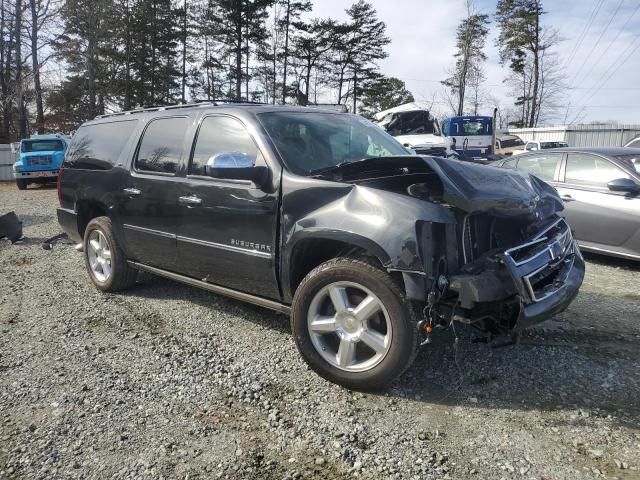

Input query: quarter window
[65,120,138,170]
[516,154,560,181]
[190,116,261,176]
[135,117,188,174]
[565,154,628,187]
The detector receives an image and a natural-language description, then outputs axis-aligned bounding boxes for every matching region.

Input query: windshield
[380,110,440,136]
[500,137,524,148]
[446,117,492,136]
[614,154,640,173]
[21,139,64,152]
[259,112,409,175]
[540,141,568,149]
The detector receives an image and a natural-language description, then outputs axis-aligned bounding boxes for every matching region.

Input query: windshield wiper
[309,157,375,177]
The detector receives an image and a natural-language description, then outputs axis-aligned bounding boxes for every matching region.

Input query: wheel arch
[284,231,413,303]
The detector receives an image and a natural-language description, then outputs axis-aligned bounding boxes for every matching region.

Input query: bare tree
[441,0,489,116]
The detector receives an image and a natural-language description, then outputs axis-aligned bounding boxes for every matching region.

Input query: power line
[565,0,605,67]
[575,34,640,107]
[569,0,625,85]
[405,78,640,90]
[574,0,640,89]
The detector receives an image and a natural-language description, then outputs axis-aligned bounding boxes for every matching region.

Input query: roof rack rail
[96,99,267,119]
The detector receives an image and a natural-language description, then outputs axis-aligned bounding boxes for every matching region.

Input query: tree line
[0,0,568,142]
[0,0,391,141]
[442,0,566,128]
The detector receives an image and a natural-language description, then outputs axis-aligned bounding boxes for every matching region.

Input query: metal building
[0,144,16,182]
[507,124,640,147]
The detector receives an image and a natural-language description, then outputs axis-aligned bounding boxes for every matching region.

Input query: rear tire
[291,257,419,390]
[83,216,137,292]
[16,179,27,190]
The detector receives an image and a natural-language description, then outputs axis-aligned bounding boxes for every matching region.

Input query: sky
[310,0,640,125]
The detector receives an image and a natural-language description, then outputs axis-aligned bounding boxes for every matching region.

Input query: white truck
[375,102,456,158]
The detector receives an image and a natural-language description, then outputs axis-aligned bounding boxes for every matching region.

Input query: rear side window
[565,153,628,187]
[136,117,188,174]
[65,120,138,170]
[189,116,260,176]
[516,154,560,181]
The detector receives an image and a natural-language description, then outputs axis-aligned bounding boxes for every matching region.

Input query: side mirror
[205,152,269,187]
[607,177,640,194]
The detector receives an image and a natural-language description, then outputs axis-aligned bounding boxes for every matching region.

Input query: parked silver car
[493,147,640,260]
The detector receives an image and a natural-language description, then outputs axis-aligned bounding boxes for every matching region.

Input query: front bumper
[449,218,585,330]
[504,218,584,330]
[14,169,59,179]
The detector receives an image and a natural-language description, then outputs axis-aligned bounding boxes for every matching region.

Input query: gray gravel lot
[1,182,639,480]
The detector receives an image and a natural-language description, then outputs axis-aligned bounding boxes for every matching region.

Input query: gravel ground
[1,182,639,480]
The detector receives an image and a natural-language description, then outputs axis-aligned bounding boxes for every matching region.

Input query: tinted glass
[259,112,408,175]
[626,138,640,148]
[516,154,560,181]
[540,141,568,149]
[22,140,64,152]
[450,118,492,136]
[190,116,260,176]
[525,143,536,151]
[565,153,628,187]
[500,137,524,148]
[382,111,439,136]
[65,120,138,170]
[136,117,188,174]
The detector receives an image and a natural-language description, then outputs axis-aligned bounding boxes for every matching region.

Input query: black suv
[57,103,585,389]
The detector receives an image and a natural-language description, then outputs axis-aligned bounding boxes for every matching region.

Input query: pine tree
[359,76,414,120]
[330,1,390,110]
[289,18,335,105]
[208,0,272,100]
[441,1,489,116]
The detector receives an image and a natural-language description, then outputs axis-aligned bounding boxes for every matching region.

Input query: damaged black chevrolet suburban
[57,104,585,389]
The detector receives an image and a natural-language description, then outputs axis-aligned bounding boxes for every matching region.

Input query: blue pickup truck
[13,134,68,190]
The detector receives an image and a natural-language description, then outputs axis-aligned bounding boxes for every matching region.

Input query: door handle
[179,195,202,206]
[123,187,141,196]
[560,194,575,202]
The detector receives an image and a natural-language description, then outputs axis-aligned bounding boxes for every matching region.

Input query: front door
[117,116,190,272]
[175,114,281,300]
[557,152,640,251]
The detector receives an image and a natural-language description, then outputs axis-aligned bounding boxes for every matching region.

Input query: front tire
[16,179,27,190]
[83,216,137,292]
[291,258,418,390]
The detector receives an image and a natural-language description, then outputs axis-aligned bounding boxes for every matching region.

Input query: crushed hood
[421,156,563,219]
[318,156,563,220]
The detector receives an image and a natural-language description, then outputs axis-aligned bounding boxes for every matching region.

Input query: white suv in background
[512,140,569,155]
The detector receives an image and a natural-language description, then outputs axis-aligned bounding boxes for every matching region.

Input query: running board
[128,261,291,315]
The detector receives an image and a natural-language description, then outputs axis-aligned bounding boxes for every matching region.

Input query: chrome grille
[503,218,576,304]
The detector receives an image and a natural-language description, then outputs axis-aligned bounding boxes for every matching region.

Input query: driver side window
[189,116,262,176]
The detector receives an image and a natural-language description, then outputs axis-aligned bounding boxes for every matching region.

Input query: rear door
[174,114,281,300]
[117,116,191,272]
[556,152,640,250]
